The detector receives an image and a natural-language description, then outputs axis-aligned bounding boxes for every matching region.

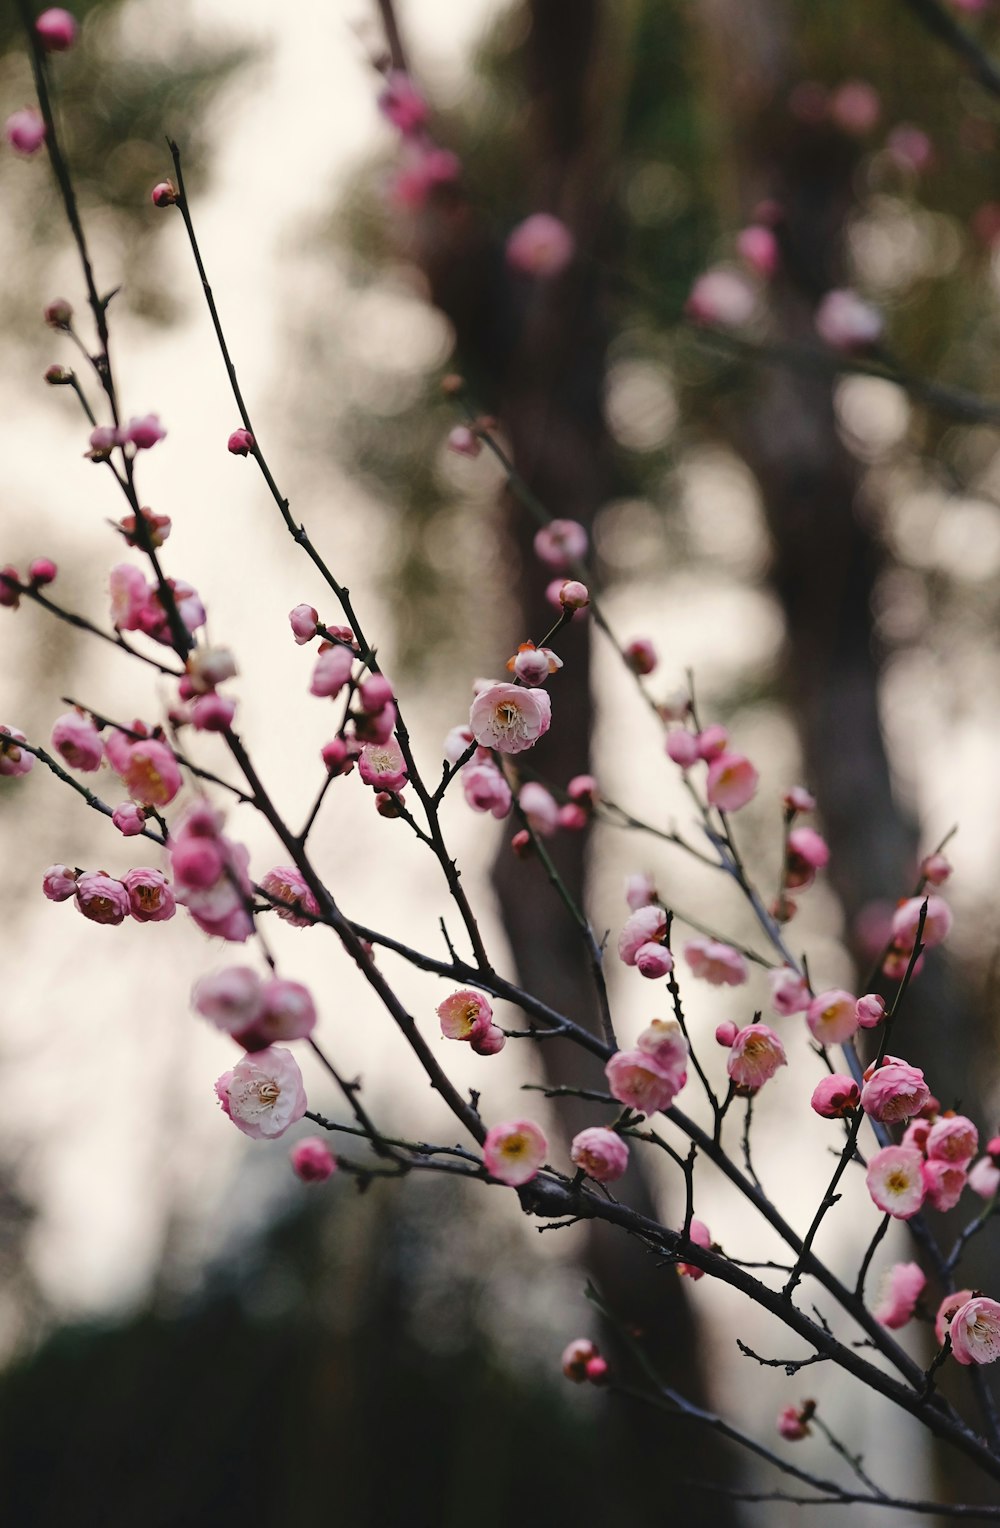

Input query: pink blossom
[937,1289,975,1346]
[358,675,394,715]
[42,864,78,902]
[171,808,253,943]
[887,124,933,174]
[696,724,729,761]
[558,579,589,610]
[214,1070,234,1117]
[186,646,237,694]
[253,978,318,1045]
[36,9,78,50]
[506,214,575,278]
[830,80,881,135]
[571,1127,630,1183]
[891,895,952,952]
[787,826,829,883]
[512,647,552,686]
[861,1058,931,1123]
[220,1046,308,1140]
[122,867,176,923]
[289,604,319,644]
[388,146,460,209]
[310,643,354,698]
[727,1024,787,1090]
[874,1263,926,1329]
[606,1046,687,1114]
[969,1156,1000,1199]
[320,738,353,777]
[109,564,149,629]
[291,1136,337,1183]
[29,558,58,588]
[927,1115,978,1167]
[811,1074,860,1118]
[561,1338,598,1382]
[922,1159,967,1212]
[783,785,816,814]
[193,966,264,1033]
[903,1117,932,1154]
[624,637,657,676]
[5,108,46,156]
[171,836,224,889]
[462,760,512,818]
[685,267,757,328]
[635,943,675,979]
[567,774,597,806]
[470,683,551,754]
[777,1406,811,1441]
[51,711,103,772]
[483,1119,548,1186]
[533,519,588,571]
[737,224,779,277]
[117,737,182,807]
[0,726,34,777]
[770,967,811,1015]
[125,414,166,450]
[437,989,493,1042]
[866,1145,927,1218]
[227,428,255,456]
[618,905,667,965]
[856,993,885,1029]
[806,989,859,1046]
[447,425,481,458]
[636,1017,688,1070]
[192,694,236,732]
[359,739,407,793]
[0,566,21,607]
[815,289,883,350]
[74,871,130,926]
[666,729,700,768]
[470,1024,506,1056]
[516,781,558,836]
[139,579,206,643]
[378,71,429,135]
[677,1218,712,1280]
[949,1297,1000,1366]
[683,937,748,987]
[625,872,657,911]
[355,702,396,745]
[715,1020,738,1047]
[920,852,952,887]
[706,752,759,811]
[260,866,319,927]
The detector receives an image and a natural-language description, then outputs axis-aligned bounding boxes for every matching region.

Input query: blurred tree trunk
[387,1,742,1518]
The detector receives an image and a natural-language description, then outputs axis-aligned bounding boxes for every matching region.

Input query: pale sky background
[6,0,1000,1513]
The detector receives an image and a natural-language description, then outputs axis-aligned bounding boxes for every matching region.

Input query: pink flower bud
[891,894,952,952]
[677,1217,713,1280]
[920,852,952,886]
[866,1144,926,1219]
[44,364,72,385]
[570,1127,629,1183]
[310,643,354,698]
[253,978,318,1044]
[533,519,588,571]
[811,1074,860,1118]
[511,828,532,857]
[585,1355,610,1384]
[606,1046,687,1114]
[727,1024,787,1090]
[5,108,46,156]
[815,289,883,351]
[969,1157,1000,1199]
[783,785,816,814]
[558,579,589,610]
[624,637,657,675]
[635,942,675,979]
[685,267,757,328]
[684,937,748,986]
[89,424,123,455]
[519,781,560,836]
[483,1119,548,1185]
[806,989,859,1046]
[830,80,881,135]
[192,694,236,732]
[291,1136,337,1183]
[557,802,588,831]
[666,728,700,768]
[193,966,264,1033]
[873,1262,926,1329]
[51,711,104,772]
[75,871,130,926]
[706,752,759,812]
[513,647,552,686]
[923,1159,967,1212]
[375,790,402,817]
[769,967,811,1015]
[122,867,176,922]
[462,760,511,818]
[696,724,729,760]
[358,674,394,714]
[111,803,146,837]
[715,1021,738,1047]
[36,8,78,50]
[28,557,57,585]
[44,298,73,329]
[151,180,178,207]
[927,1115,978,1167]
[787,827,829,884]
[171,837,225,890]
[856,993,885,1029]
[0,726,34,777]
[42,864,78,901]
[227,428,255,455]
[447,425,481,458]
[736,224,779,277]
[289,604,319,644]
[321,736,353,777]
[506,214,575,278]
[470,1024,506,1056]
[777,1406,811,1441]
[618,905,667,965]
[125,414,166,450]
[861,1057,930,1123]
[378,71,429,134]
[0,567,20,608]
[562,1338,598,1382]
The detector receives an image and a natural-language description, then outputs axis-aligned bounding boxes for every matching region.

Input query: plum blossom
[570,1127,629,1184]
[737,224,779,277]
[777,1406,811,1442]
[437,989,493,1043]
[220,1047,308,1139]
[291,1137,337,1183]
[506,214,575,278]
[684,937,748,986]
[260,866,319,927]
[706,752,759,811]
[937,1290,975,1347]
[666,729,700,768]
[606,1044,687,1114]
[122,867,175,923]
[815,289,883,350]
[193,966,265,1034]
[519,781,559,836]
[927,1115,978,1167]
[125,414,166,450]
[42,865,78,902]
[806,989,859,1046]
[770,967,811,1015]
[949,1297,1000,1366]
[922,1159,967,1213]
[625,872,657,911]
[861,1057,930,1123]
[969,1156,1000,1199]
[359,739,408,793]
[74,871,130,926]
[811,1074,860,1118]
[856,993,885,1029]
[0,726,34,777]
[227,428,255,455]
[462,760,512,818]
[289,604,319,644]
[873,1263,926,1329]
[676,1218,712,1280]
[891,895,952,952]
[618,905,667,965]
[5,109,46,156]
[170,805,253,943]
[483,1119,548,1186]
[866,1145,926,1218]
[310,643,354,698]
[112,803,146,836]
[470,683,551,754]
[561,1338,598,1382]
[533,519,588,570]
[635,943,674,979]
[116,736,182,807]
[49,712,103,771]
[623,637,657,675]
[36,9,78,51]
[378,71,429,135]
[727,1024,787,1090]
[685,267,757,328]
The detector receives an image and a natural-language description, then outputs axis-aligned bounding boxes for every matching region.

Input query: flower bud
[151,180,178,208]
[28,557,57,586]
[227,428,255,456]
[36,9,78,51]
[44,297,73,330]
[44,364,72,385]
